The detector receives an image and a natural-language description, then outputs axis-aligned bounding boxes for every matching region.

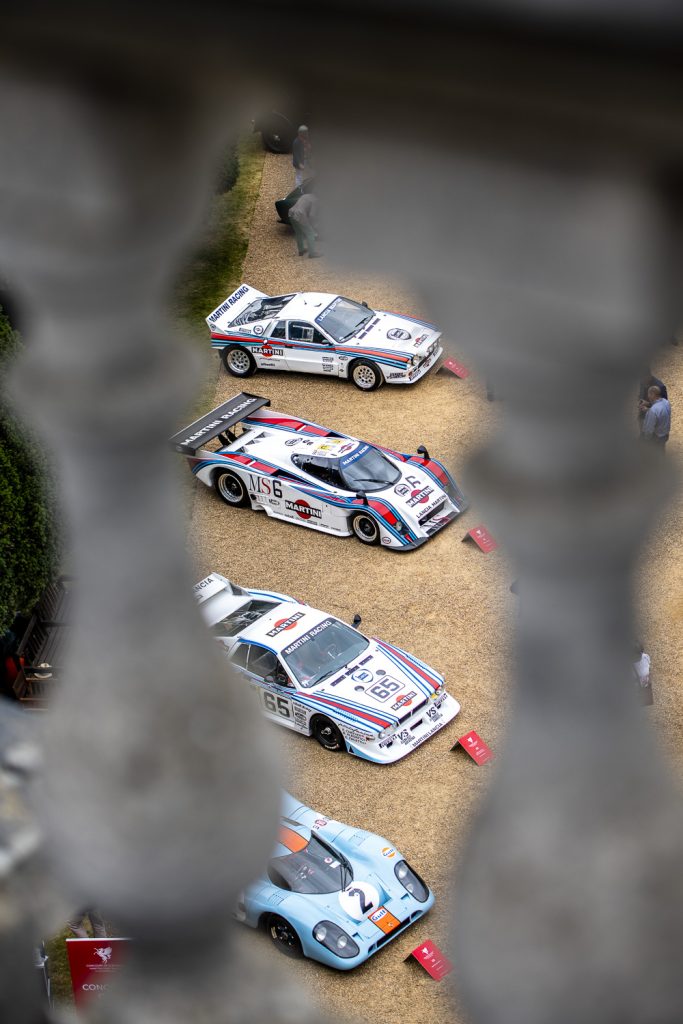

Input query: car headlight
[377,728,390,740]
[431,683,445,698]
[410,354,420,366]
[313,921,360,959]
[394,860,430,903]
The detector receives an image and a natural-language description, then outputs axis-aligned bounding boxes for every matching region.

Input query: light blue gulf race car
[237,793,434,969]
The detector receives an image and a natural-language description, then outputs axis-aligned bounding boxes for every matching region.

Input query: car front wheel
[215,470,250,508]
[267,915,303,958]
[311,716,346,752]
[221,345,256,378]
[351,513,380,546]
[350,359,382,391]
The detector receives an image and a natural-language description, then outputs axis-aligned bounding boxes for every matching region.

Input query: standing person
[68,909,107,938]
[289,192,321,259]
[633,643,653,705]
[638,368,668,422]
[292,125,311,187]
[641,385,671,451]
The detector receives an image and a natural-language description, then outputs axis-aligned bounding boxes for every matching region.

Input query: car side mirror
[362,301,369,308]
[357,490,368,505]
[352,614,362,629]
[417,444,430,460]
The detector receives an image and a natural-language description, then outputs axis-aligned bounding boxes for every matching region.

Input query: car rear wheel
[351,513,380,546]
[311,716,346,752]
[215,471,249,508]
[267,915,303,958]
[350,359,382,391]
[221,345,256,378]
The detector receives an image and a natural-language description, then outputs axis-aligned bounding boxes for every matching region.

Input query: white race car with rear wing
[195,573,460,763]
[206,284,442,391]
[170,392,468,551]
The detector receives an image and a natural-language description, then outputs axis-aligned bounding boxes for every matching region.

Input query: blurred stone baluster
[315,35,683,1024]
[0,64,319,1023]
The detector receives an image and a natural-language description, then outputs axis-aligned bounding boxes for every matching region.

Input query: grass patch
[173,133,265,345]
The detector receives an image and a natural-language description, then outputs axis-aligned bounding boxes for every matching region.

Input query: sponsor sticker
[285,499,322,520]
[408,486,433,507]
[352,669,374,684]
[313,818,328,829]
[253,325,263,334]
[266,612,305,637]
[381,846,396,858]
[207,284,249,323]
[392,690,417,711]
[387,327,411,342]
[282,618,334,656]
[394,483,410,497]
[370,906,401,934]
[340,444,368,468]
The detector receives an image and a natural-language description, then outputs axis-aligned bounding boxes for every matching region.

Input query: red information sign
[454,729,493,765]
[407,939,453,980]
[463,525,498,552]
[66,938,129,1007]
[439,357,470,379]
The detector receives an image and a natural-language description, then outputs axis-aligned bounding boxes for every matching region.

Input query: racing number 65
[262,692,291,718]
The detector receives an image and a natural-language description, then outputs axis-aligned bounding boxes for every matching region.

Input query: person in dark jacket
[292,125,311,187]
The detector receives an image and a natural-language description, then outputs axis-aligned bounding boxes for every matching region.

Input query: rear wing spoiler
[169,393,270,455]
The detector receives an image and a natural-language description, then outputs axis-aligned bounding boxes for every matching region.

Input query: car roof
[239,427,362,465]
[238,602,335,653]
[267,292,340,324]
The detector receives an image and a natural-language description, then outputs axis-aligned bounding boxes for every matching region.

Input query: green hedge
[0,306,60,634]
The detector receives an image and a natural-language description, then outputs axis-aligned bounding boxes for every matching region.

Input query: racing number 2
[262,691,291,718]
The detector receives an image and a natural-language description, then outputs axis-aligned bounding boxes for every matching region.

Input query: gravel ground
[185,152,682,1024]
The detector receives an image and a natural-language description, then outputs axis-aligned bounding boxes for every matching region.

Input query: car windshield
[282,617,369,688]
[315,296,374,342]
[339,444,401,493]
[268,832,353,894]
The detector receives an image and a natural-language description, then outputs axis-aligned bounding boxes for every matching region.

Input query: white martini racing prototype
[206,284,443,391]
[170,393,468,551]
[195,573,460,763]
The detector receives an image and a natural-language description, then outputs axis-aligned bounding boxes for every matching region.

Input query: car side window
[270,320,286,339]
[247,646,279,680]
[288,321,328,345]
[291,455,343,488]
[230,643,250,670]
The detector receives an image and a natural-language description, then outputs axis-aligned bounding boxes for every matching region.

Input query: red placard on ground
[66,938,129,1008]
[439,357,470,379]
[463,525,498,552]
[453,729,493,765]
[406,939,453,980]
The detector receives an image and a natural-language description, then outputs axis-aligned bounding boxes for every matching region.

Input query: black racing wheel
[214,470,249,508]
[311,716,346,752]
[351,513,380,546]
[267,915,303,958]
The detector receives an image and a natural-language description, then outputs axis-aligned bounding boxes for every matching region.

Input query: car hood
[307,641,442,728]
[344,312,440,357]
[380,464,450,519]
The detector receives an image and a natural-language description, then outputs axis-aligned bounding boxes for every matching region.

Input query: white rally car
[195,573,460,763]
[206,284,443,391]
[170,393,468,551]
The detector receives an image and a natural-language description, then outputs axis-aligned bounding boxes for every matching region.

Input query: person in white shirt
[633,643,651,696]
